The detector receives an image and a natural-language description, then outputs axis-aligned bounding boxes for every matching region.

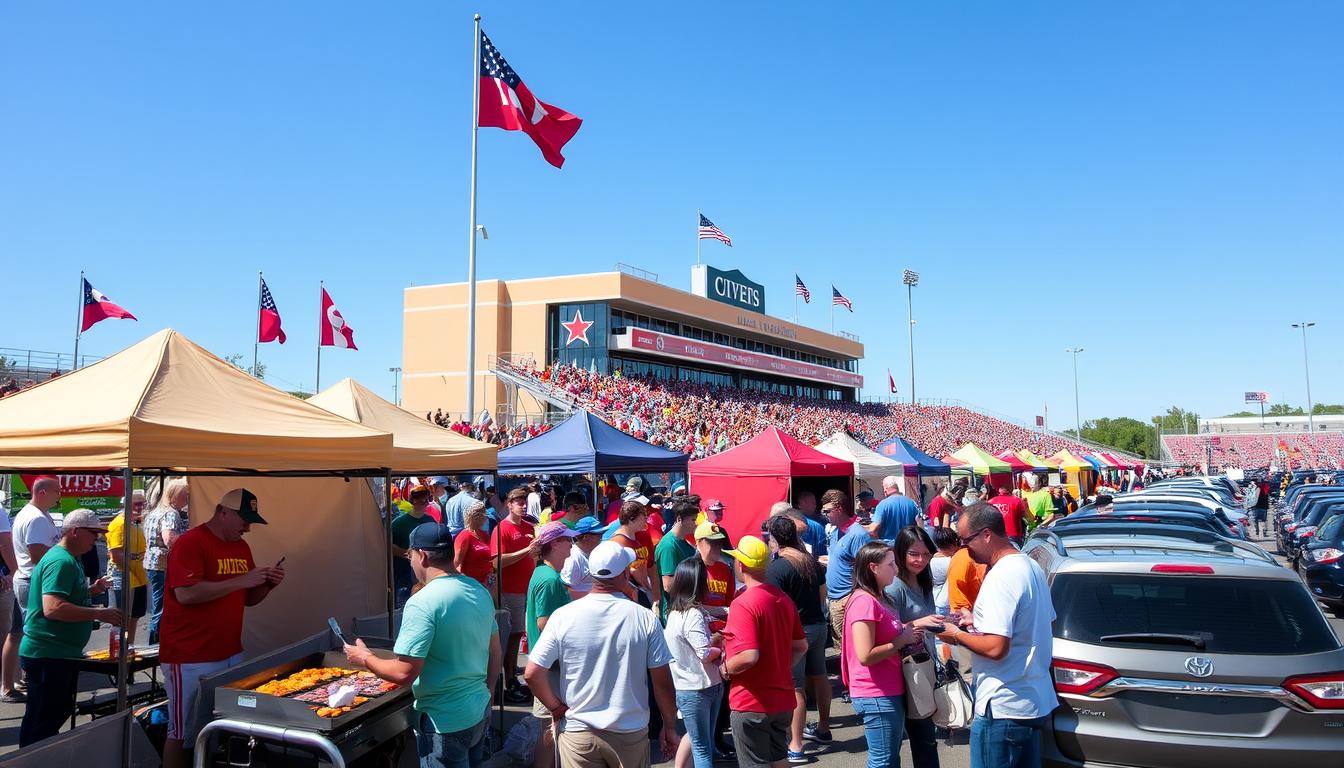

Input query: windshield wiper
[1099,632,1208,650]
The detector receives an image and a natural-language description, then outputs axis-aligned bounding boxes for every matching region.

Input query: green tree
[1080,417,1155,458]
[1311,403,1344,415]
[222,353,266,379]
[1220,411,1257,418]
[1268,403,1305,416]
[1154,406,1202,435]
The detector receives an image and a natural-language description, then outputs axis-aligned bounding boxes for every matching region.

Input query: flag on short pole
[888,370,897,394]
[258,277,286,344]
[795,275,811,303]
[832,286,853,311]
[80,277,137,332]
[478,30,583,168]
[319,287,358,349]
[698,214,732,246]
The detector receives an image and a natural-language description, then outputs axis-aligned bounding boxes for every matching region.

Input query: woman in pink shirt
[843,541,935,768]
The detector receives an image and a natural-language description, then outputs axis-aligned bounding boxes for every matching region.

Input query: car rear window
[1052,574,1339,654]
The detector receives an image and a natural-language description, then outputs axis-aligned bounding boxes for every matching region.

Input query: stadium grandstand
[0,347,96,399]
[1162,432,1344,470]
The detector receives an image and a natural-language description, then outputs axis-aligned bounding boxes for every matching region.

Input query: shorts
[112,585,148,618]
[792,623,828,687]
[828,592,851,647]
[729,710,790,768]
[557,727,649,768]
[530,665,562,719]
[0,589,11,638]
[502,593,526,636]
[164,653,244,745]
[7,594,19,638]
[13,577,30,627]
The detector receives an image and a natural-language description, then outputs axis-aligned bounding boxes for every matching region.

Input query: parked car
[1112,493,1248,539]
[1300,511,1344,609]
[1280,494,1344,560]
[1024,527,1344,768]
[1274,488,1344,554]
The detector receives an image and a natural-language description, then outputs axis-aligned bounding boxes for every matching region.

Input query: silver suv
[1023,527,1344,768]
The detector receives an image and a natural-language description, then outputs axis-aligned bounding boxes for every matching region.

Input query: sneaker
[803,723,832,744]
[787,749,808,764]
[0,691,25,704]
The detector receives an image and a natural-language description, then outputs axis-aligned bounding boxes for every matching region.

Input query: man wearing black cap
[160,488,284,768]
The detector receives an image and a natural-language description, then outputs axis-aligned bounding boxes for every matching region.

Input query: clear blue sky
[3,2,1340,427]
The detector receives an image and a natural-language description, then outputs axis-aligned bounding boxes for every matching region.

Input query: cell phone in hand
[275,556,286,568]
[927,623,946,633]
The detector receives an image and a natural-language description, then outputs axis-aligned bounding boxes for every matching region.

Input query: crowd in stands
[1164,432,1344,470]
[0,373,57,399]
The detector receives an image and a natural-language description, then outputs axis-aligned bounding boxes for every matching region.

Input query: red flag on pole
[478,30,582,168]
[319,287,357,349]
[80,277,137,332]
[888,370,897,394]
[258,277,286,344]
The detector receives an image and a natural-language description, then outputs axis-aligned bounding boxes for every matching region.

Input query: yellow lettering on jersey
[216,558,250,575]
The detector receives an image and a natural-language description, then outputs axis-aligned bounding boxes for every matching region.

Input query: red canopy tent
[689,427,854,543]
[995,450,1033,473]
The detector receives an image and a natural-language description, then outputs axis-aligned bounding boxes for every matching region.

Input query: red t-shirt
[455,529,493,587]
[491,518,535,594]
[724,584,805,713]
[989,495,1029,538]
[928,495,951,527]
[611,530,656,573]
[704,560,736,608]
[423,503,443,525]
[159,525,256,664]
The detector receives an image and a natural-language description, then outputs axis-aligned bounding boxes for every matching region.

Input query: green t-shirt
[393,574,497,733]
[1026,490,1055,528]
[21,545,94,659]
[392,512,433,550]
[653,534,696,619]
[525,563,571,650]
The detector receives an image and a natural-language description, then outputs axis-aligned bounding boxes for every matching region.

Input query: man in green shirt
[1025,474,1055,531]
[653,500,699,620]
[19,509,123,747]
[344,523,501,767]
[392,485,436,607]
[526,521,578,768]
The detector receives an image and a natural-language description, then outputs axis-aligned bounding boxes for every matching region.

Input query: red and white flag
[258,277,286,344]
[888,370,897,394]
[319,286,357,350]
[478,30,582,168]
[81,277,137,332]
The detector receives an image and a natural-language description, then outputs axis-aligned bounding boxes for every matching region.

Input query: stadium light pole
[903,270,919,405]
[389,366,402,406]
[1292,322,1316,434]
[1066,347,1084,438]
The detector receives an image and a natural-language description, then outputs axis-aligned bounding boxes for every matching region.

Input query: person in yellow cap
[694,522,735,618]
[720,535,808,768]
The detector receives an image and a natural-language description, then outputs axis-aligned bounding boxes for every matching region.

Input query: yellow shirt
[107,513,148,588]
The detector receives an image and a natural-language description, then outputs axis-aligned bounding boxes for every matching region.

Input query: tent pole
[118,467,133,768]
[494,500,504,749]
[385,470,394,639]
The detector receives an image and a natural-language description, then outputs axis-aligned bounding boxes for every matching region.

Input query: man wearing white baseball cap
[525,541,681,767]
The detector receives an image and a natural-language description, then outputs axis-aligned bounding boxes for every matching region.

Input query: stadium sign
[691,265,765,315]
[1244,391,1270,403]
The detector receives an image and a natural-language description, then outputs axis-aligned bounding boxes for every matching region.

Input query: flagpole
[316,280,323,393]
[253,271,262,377]
[695,209,701,264]
[466,13,482,423]
[73,270,84,371]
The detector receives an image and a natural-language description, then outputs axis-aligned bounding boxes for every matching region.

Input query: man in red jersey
[492,486,536,704]
[988,486,1030,546]
[160,488,282,768]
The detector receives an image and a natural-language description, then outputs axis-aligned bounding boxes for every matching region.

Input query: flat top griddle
[214,650,412,734]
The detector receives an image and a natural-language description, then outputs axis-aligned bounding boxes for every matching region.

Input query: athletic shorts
[165,653,244,745]
[112,585,148,618]
[792,623,828,687]
[730,710,790,768]
[502,593,526,636]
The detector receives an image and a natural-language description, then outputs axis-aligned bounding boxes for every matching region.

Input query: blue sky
[2,2,1340,427]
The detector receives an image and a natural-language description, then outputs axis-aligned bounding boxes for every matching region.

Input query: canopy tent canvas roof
[814,432,905,494]
[690,427,853,543]
[874,435,951,476]
[1049,449,1095,471]
[947,443,1013,475]
[496,409,689,476]
[310,378,497,474]
[1089,452,1118,469]
[994,450,1032,472]
[0,329,395,472]
[1100,452,1132,470]
[1081,453,1105,471]
[1015,449,1053,471]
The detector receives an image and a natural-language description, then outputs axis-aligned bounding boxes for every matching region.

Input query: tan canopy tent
[309,377,498,473]
[814,432,908,497]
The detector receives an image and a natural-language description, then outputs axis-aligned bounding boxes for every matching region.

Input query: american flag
[698,214,732,246]
[832,286,853,311]
[794,275,811,303]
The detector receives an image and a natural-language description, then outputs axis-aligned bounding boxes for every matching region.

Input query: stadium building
[402,266,865,421]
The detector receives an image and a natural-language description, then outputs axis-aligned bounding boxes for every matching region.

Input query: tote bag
[902,652,938,719]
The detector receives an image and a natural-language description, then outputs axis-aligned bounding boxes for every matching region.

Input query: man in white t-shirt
[0,493,22,703]
[937,503,1057,768]
[11,477,63,625]
[525,540,680,767]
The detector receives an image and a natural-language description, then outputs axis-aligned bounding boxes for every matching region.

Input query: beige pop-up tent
[309,377,497,473]
[814,432,907,497]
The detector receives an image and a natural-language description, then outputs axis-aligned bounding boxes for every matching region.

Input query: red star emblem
[561,308,593,346]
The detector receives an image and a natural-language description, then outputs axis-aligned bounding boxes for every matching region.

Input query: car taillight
[1151,564,1215,574]
[1284,673,1344,709]
[1286,522,1300,533]
[1312,548,1343,565]
[1300,527,1318,539]
[1052,659,1118,695]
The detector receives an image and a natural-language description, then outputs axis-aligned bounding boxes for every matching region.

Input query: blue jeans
[19,657,79,747]
[676,683,722,768]
[852,695,906,768]
[970,711,1047,768]
[415,710,488,768]
[147,569,166,643]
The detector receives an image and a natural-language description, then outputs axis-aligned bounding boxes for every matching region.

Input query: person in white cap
[525,540,680,767]
[18,509,121,747]
[160,488,284,768]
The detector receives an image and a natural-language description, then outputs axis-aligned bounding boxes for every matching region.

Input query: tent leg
[494,510,504,749]
[119,467,133,768]
[385,470,394,639]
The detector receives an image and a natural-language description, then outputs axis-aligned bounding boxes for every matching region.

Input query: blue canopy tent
[876,435,952,475]
[496,409,690,478]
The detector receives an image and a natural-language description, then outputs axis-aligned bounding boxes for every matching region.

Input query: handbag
[902,650,938,719]
[932,659,974,730]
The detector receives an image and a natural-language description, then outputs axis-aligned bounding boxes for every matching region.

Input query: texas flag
[80,277,137,332]
[478,30,582,168]
[319,286,357,350]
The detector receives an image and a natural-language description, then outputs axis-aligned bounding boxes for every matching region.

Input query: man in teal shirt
[345,523,501,767]
[525,522,578,768]
[653,501,699,620]
[20,509,123,747]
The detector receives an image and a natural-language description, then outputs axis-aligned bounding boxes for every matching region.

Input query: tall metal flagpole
[696,209,701,264]
[466,14,482,423]
[73,270,85,371]
[316,280,323,392]
[253,271,262,377]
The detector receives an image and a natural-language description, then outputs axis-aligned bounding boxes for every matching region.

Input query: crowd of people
[344,474,1062,768]
[1163,432,1344,469]
[0,371,61,399]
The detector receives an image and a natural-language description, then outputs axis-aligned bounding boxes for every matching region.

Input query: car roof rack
[1028,529,1068,557]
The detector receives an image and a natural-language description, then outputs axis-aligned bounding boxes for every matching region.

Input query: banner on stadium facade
[8,474,129,517]
[614,328,863,388]
[1244,391,1270,403]
[691,264,766,315]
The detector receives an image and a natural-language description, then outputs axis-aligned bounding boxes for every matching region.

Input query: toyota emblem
[1184,657,1214,678]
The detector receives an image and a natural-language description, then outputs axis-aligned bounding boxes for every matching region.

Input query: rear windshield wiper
[1099,632,1207,650]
